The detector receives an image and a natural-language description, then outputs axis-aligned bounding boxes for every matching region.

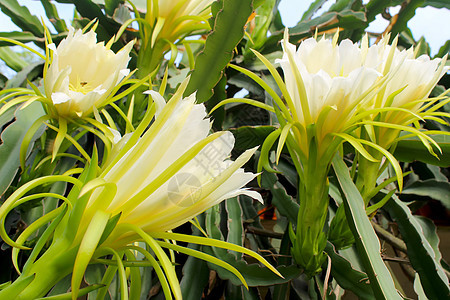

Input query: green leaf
[40,0,68,33]
[0,102,45,196]
[273,158,298,189]
[37,284,104,299]
[393,134,450,167]
[230,126,276,151]
[384,195,450,300]
[434,40,450,59]
[265,9,366,50]
[415,36,431,57]
[0,73,7,89]
[390,0,426,40]
[422,0,450,9]
[5,62,44,89]
[347,0,396,41]
[204,249,301,287]
[159,239,249,289]
[0,31,45,46]
[46,274,71,297]
[180,255,209,299]
[98,213,122,245]
[414,216,442,261]
[104,0,120,16]
[332,155,402,300]
[0,0,44,37]
[301,0,328,21]
[184,0,253,102]
[0,47,28,72]
[324,243,375,299]
[0,104,15,130]
[206,74,227,130]
[239,195,275,252]
[227,73,265,96]
[242,0,276,56]
[226,198,244,258]
[72,210,111,299]
[55,0,118,37]
[0,274,35,299]
[413,273,428,300]
[402,179,450,209]
[83,265,108,300]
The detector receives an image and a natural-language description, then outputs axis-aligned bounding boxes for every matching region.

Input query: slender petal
[86,90,261,243]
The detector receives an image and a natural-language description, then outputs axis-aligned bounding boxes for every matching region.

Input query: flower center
[69,76,93,94]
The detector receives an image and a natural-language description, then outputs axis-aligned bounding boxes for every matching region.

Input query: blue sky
[0,0,449,56]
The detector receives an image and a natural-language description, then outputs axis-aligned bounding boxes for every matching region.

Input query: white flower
[276,33,382,135]
[274,31,385,160]
[44,27,134,118]
[367,36,447,124]
[87,90,261,239]
[274,31,448,157]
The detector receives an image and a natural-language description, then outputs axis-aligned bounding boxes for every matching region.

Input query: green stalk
[0,246,78,300]
[355,150,383,205]
[290,140,330,276]
[136,39,168,80]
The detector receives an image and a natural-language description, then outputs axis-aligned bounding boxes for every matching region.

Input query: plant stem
[371,220,407,253]
[291,155,330,276]
[0,246,78,300]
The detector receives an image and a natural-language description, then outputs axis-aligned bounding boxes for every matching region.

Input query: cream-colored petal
[144,90,167,116]
[51,92,71,104]
[135,148,260,232]
[43,28,133,118]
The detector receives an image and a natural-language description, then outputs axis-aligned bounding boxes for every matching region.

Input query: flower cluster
[0,23,278,300]
[226,29,448,275]
[279,31,447,274]
[276,31,447,161]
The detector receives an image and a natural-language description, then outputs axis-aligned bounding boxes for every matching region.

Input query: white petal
[47,43,57,52]
[226,189,263,204]
[108,127,122,144]
[93,86,107,95]
[144,90,166,115]
[51,92,71,104]
[120,69,130,77]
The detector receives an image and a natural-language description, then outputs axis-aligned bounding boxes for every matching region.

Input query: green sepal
[72,210,111,300]
[18,205,69,275]
[35,284,105,300]
[0,274,35,298]
[55,147,100,243]
[124,249,142,300]
[98,212,122,245]
[257,128,282,185]
[328,205,355,250]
